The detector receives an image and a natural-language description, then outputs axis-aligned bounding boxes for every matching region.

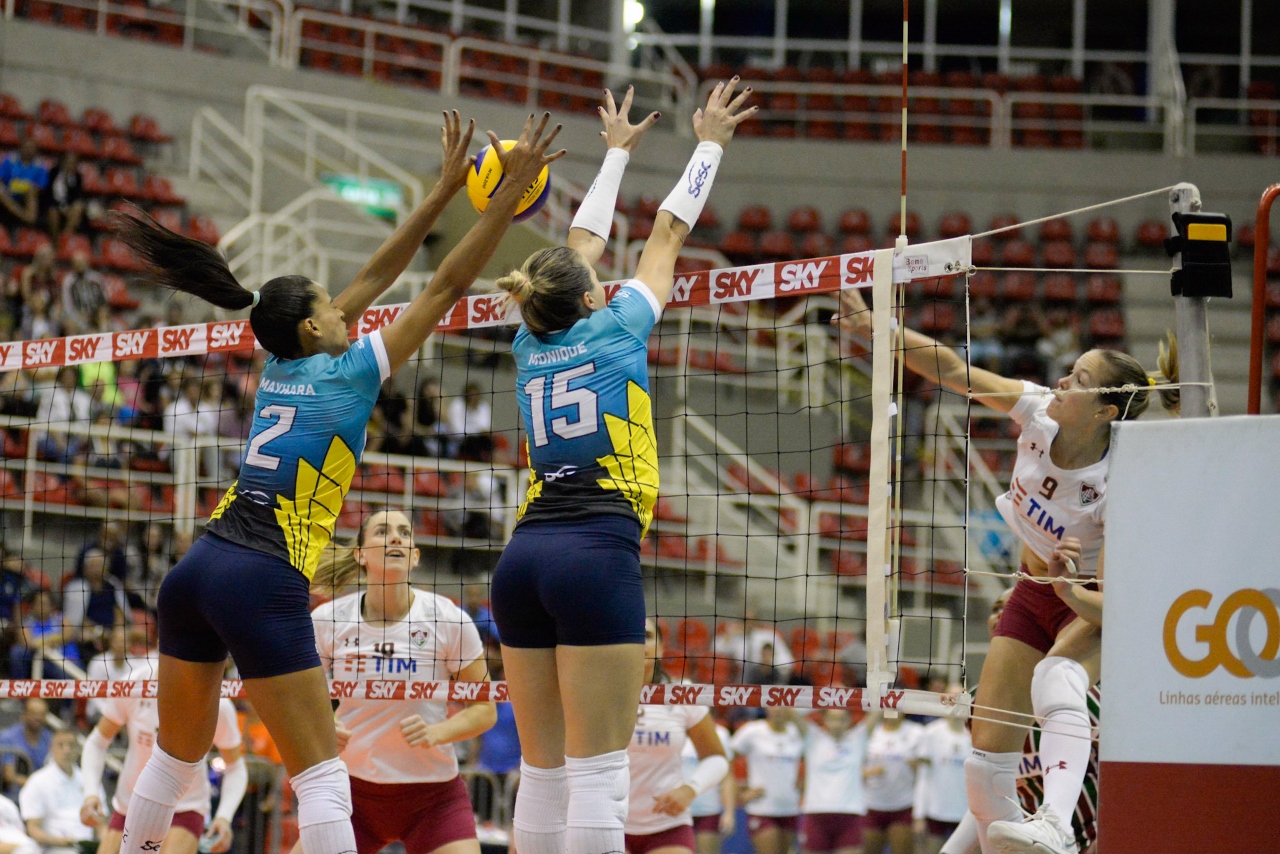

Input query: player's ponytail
[311,537,363,594]
[1096,333,1181,420]
[1155,332,1180,414]
[497,246,594,337]
[112,211,321,359]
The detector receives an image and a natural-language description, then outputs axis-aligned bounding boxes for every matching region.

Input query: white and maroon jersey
[802,723,868,815]
[685,724,732,818]
[864,721,923,812]
[312,588,484,784]
[995,382,1107,577]
[626,704,711,834]
[917,720,970,822]
[98,657,241,818]
[729,720,803,817]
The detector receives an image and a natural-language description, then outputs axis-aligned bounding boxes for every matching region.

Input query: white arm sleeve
[658,141,723,228]
[80,729,111,800]
[687,754,730,797]
[214,758,248,824]
[570,148,629,239]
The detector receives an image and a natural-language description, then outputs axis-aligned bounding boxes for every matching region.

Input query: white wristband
[571,147,629,240]
[214,757,249,824]
[80,728,110,800]
[659,141,723,229]
[687,753,730,797]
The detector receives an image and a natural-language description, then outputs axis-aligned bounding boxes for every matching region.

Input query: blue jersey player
[490,82,756,854]
[111,113,563,854]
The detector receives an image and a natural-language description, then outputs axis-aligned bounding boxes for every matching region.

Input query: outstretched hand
[439,110,476,194]
[600,86,660,152]
[693,76,758,147]
[489,112,566,194]
[833,287,873,337]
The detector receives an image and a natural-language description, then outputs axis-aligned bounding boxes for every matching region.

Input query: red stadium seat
[628,217,653,241]
[104,167,142,199]
[56,233,92,262]
[98,237,143,271]
[186,215,221,245]
[839,234,874,255]
[918,302,957,334]
[697,204,720,230]
[0,226,11,257]
[355,464,406,495]
[0,121,18,148]
[129,113,173,144]
[37,99,75,127]
[999,239,1035,267]
[13,228,51,258]
[102,274,140,310]
[1087,217,1120,244]
[143,175,186,205]
[737,205,772,232]
[988,214,1022,239]
[1085,274,1122,304]
[1084,242,1120,270]
[718,231,756,263]
[78,162,106,196]
[1135,220,1170,250]
[888,211,922,240]
[29,124,63,153]
[938,212,972,239]
[1041,240,1077,268]
[918,277,955,300]
[800,232,834,258]
[102,136,143,165]
[0,94,30,121]
[634,194,660,219]
[1039,217,1073,243]
[1235,224,1256,250]
[968,271,998,299]
[834,442,870,473]
[62,128,99,158]
[1041,273,1077,302]
[971,238,996,266]
[787,206,821,233]
[838,209,872,235]
[82,108,121,137]
[1001,272,1037,302]
[759,230,795,260]
[1089,309,1126,341]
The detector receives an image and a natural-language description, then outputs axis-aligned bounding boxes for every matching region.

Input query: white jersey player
[310,509,496,854]
[79,655,248,854]
[730,708,804,854]
[839,289,1178,854]
[683,723,735,854]
[863,715,923,854]
[799,709,867,854]
[624,619,729,854]
[918,702,973,854]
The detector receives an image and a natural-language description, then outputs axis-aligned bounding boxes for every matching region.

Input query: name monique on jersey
[261,379,318,396]
[527,342,588,367]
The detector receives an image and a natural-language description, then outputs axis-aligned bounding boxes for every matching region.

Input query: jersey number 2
[245,405,298,471]
[525,364,599,448]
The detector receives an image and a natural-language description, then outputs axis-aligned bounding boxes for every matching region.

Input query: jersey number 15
[525,364,599,448]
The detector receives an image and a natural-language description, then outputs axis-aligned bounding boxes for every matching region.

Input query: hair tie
[250,291,261,308]
[1148,376,1156,387]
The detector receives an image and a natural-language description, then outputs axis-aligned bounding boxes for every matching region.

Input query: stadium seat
[839,234,875,255]
[737,205,772,232]
[1089,310,1126,341]
[759,230,796,260]
[29,124,63,153]
[834,442,870,473]
[1001,272,1037,301]
[1041,240,1077,268]
[788,206,821,233]
[1041,273,1078,302]
[888,211,922,240]
[938,212,971,239]
[82,107,121,137]
[186,215,221,245]
[831,549,867,577]
[102,136,143,165]
[56,232,92,262]
[628,217,653,241]
[1084,242,1120,270]
[999,239,1035,267]
[988,214,1022,239]
[0,94,30,121]
[0,121,18,148]
[918,276,955,300]
[697,203,720,230]
[1039,218,1073,243]
[918,302,957,334]
[800,232,834,258]
[968,271,998,299]
[129,114,173,144]
[12,228,51,258]
[971,238,996,266]
[634,194,660,219]
[1135,220,1170,250]
[102,274,140,310]
[104,167,142,198]
[838,209,872,235]
[1085,274,1122,304]
[1087,217,1121,244]
[719,231,756,263]
[62,128,99,158]
[143,175,186,205]
[36,99,75,127]
[0,226,11,257]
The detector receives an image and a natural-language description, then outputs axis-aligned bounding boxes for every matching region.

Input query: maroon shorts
[692,814,721,834]
[800,813,862,852]
[926,819,959,838]
[625,823,695,854]
[862,808,913,832]
[747,814,799,835]
[992,574,1098,654]
[349,774,476,854]
[109,810,205,837]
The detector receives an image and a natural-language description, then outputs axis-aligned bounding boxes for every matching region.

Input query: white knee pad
[565,750,629,829]
[514,761,569,833]
[291,757,352,829]
[1031,656,1090,720]
[964,750,1021,823]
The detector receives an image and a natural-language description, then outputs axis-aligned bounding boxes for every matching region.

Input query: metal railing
[286,7,450,79]
[1187,97,1280,157]
[190,106,260,215]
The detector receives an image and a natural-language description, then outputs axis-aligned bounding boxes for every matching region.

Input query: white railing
[3,0,287,62]
[285,7,450,79]
[1186,96,1280,156]
[190,106,260,215]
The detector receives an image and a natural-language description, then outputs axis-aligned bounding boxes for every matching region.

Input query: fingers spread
[620,84,635,115]
[604,88,617,116]
[538,122,563,151]
[531,111,552,143]
[543,147,568,164]
[638,111,661,132]
[460,118,475,149]
[720,76,740,106]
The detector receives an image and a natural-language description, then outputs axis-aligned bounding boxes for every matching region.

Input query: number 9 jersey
[514,280,662,536]
[207,330,392,579]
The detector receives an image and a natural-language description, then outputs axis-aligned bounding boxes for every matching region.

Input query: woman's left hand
[599,86,660,152]
[439,110,477,194]
[652,784,697,817]
[401,714,443,748]
[203,818,234,854]
[1047,536,1083,597]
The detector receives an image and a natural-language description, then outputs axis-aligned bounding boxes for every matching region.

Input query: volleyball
[466,139,551,223]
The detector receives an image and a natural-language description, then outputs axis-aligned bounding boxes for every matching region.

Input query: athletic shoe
[988,805,1079,854]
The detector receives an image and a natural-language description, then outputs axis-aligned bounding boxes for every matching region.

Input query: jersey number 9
[525,363,599,448]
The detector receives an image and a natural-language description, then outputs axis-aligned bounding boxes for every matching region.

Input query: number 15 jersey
[513,280,662,536]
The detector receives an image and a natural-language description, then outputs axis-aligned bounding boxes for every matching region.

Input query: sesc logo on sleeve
[1163,588,1280,678]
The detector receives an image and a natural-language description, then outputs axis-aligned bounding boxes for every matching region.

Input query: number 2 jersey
[513,280,662,536]
[208,331,391,580]
[994,382,1107,577]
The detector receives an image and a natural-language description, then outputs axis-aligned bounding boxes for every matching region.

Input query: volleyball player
[730,707,804,854]
[112,112,562,854]
[309,508,495,854]
[798,709,868,854]
[80,655,247,854]
[917,686,972,854]
[863,712,923,854]
[837,290,1176,854]
[623,618,729,854]
[684,722,734,854]
[489,83,754,854]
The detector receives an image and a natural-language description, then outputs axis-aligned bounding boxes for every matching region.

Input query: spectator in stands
[8,590,81,682]
[444,472,502,540]
[0,791,37,854]
[743,641,783,685]
[0,546,35,630]
[413,377,446,457]
[38,152,84,241]
[0,138,46,229]
[18,291,57,343]
[18,247,59,309]
[717,612,796,682]
[62,547,131,663]
[445,381,492,460]
[1001,304,1048,380]
[967,296,1004,372]
[60,253,105,335]
[77,521,141,589]
[1037,309,1081,382]
[836,629,868,686]
[19,728,96,854]
[369,376,414,455]
[135,524,183,611]
[0,700,52,800]
[85,625,139,722]
[462,583,499,646]
[0,370,38,425]
[34,366,91,463]
[161,377,219,475]
[161,301,184,328]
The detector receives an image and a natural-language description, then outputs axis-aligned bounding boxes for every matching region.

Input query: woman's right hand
[488,113,566,196]
[600,86,660,152]
[438,109,477,195]
[80,795,105,828]
[693,77,757,148]
[334,716,352,751]
[834,287,873,337]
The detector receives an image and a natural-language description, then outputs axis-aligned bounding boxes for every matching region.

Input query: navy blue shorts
[491,516,646,648]
[157,534,320,679]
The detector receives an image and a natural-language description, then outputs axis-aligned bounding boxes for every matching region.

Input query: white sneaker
[987,805,1079,854]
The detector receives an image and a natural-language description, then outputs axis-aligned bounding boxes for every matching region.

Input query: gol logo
[1163,588,1280,678]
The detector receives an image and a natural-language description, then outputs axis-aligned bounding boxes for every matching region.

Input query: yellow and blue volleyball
[466,140,551,223]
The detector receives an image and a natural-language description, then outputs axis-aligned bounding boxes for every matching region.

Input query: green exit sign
[321,174,404,221]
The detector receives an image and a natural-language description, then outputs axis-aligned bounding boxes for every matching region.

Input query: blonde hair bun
[497,269,534,303]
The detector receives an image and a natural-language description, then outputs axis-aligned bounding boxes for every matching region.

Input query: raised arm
[567,86,660,268]
[834,287,1025,413]
[635,78,756,306]
[333,111,476,324]
[379,113,565,372]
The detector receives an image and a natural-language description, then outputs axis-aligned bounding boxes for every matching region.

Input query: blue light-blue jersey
[207,331,390,579]
[513,280,662,536]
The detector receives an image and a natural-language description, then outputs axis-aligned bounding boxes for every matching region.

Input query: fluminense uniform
[729,721,804,818]
[625,705,710,834]
[865,723,923,814]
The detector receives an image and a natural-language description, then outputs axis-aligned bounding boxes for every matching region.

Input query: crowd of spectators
[960,299,1082,386]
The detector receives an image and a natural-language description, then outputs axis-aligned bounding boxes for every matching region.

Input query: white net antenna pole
[1168,183,1216,418]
